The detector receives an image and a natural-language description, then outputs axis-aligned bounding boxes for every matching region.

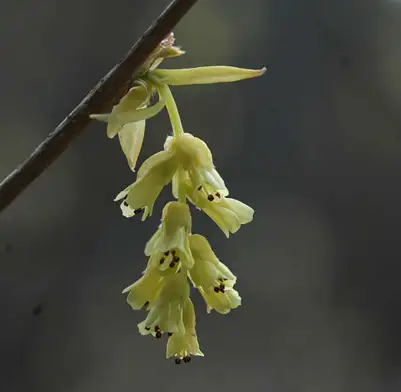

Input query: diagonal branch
[0,0,197,213]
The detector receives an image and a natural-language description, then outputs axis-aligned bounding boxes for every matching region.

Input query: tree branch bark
[0,0,197,213]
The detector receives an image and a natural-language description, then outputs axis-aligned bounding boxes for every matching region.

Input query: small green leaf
[150,66,266,86]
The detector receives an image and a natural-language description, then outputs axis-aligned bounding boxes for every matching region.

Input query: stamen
[159,257,165,264]
[134,208,143,214]
[197,185,203,191]
[214,287,220,293]
[168,332,173,337]
[169,261,175,268]
[164,251,170,256]
[175,358,181,364]
[155,331,162,339]
[171,250,176,256]
[145,327,150,331]
[123,200,129,206]
[155,325,160,332]
[207,194,214,201]
[215,192,221,198]
[183,356,191,363]
[173,256,180,263]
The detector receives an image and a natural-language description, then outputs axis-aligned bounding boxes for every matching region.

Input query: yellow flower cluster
[90,33,265,364]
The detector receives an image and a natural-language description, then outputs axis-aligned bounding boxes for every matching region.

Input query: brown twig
[0,0,197,213]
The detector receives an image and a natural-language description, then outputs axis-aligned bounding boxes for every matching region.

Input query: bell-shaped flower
[188,182,254,237]
[122,267,164,311]
[188,234,241,314]
[166,299,203,363]
[165,132,228,194]
[137,271,190,338]
[115,150,179,220]
[145,202,194,269]
[150,65,266,86]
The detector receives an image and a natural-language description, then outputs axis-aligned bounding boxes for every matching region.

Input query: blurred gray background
[1,0,401,391]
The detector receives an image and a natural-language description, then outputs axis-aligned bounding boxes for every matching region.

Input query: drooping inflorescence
[90,33,265,363]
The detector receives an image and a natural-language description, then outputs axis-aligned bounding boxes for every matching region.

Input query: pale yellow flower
[189,184,254,237]
[165,132,228,194]
[166,299,203,363]
[137,271,190,338]
[145,202,194,269]
[122,268,164,311]
[188,234,241,314]
[114,151,179,220]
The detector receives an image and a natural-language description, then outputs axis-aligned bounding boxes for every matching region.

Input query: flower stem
[163,84,184,137]
[177,169,187,203]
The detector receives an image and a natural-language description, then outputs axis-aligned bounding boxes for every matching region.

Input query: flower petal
[114,97,165,127]
[224,198,254,224]
[118,120,146,171]
[122,271,163,310]
[199,286,242,315]
[90,83,149,138]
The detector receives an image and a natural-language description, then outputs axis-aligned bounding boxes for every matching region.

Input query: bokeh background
[1,0,401,391]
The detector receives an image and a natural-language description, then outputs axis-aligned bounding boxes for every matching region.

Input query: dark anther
[134,208,143,214]
[155,331,162,339]
[214,286,220,293]
[145,327,151,331]
[219,283,225,290]
[143,301,149,309]
[155,325,160,331]
[171,250,176,256]
[164,251,170,256]
[173,256,180,263]
[215,192,221,198]
[197,185,203,191]
[218,278,224,282]
[183,356,191,363]
[169,261,175,268]
[159,257,165,264]
[207,194,214,201]
[168,332,173,337]
[123,200,129,206]
[175,358,182,364]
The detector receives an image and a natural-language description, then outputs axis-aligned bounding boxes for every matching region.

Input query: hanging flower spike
[138,271,190,338]
[145,201,194,269]
[188,234,241,314]
[166,298,203,364]
[115,150,179,220]
[107,33,266,362]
